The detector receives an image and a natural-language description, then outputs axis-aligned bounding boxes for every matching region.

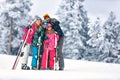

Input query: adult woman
[21,16,42,70]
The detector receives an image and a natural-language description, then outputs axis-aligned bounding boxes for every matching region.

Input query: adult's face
[45,17,50,22]
[36,20,42,25]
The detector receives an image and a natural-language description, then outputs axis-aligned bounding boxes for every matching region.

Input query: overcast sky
[0,0,120,22]
[30,0,120,23]
[30,0,61,19]
[84,0,120,22]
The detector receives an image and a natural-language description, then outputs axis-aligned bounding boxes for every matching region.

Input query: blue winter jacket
[31,26,46,47]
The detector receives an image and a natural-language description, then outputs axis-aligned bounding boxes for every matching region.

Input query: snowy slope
[0,54,120,80]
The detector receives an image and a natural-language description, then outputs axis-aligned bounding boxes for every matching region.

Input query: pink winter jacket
[21,24,35,44]
[43,32,59,50]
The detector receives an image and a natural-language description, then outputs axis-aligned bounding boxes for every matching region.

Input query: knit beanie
[35,15,42,20]
[43,14,50,19]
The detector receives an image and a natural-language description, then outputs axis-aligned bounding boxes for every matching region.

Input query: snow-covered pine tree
[0,0,32,54]
[87,12,120,63]
[0,1,9,54]
[56,0,89,59]
[113,23,120,63]
[87,18,103,61]
[102,12,120,63]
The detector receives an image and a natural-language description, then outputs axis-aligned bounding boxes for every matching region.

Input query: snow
[0,54,120,80]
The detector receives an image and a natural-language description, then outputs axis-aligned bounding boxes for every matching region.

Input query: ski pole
[12,20,36,70]
[12,29,31,70]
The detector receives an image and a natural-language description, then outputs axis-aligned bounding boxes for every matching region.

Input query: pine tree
[87,18,103,48]
[87,12,120,63]
[102,12,120,63]
[56,0,89,59]
[0,0,32,54]
[87,18,103,61]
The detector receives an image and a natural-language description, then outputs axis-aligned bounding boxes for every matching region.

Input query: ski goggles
[42,21,48,25]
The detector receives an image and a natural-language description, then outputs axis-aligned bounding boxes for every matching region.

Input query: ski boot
[31,66,37,70]
[21,64,30,70]
[59,67,64,71]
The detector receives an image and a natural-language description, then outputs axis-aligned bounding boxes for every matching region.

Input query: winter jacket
[50,18,64,37]
[43,30,59,50]
[31,26,46,47]
[21,24,35,44]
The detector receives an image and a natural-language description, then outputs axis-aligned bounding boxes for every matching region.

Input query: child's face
[47,27,52,30]
[42,24,47,28]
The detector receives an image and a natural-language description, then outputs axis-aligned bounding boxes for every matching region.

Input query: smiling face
[45,17,50,22]
[46,23,52,30]
[36,19,42,25]
[47,26,52,30]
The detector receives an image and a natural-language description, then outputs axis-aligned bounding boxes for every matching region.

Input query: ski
[37,37,41,69]
[37,27,43,70]
[12,28,31,70]
[54,47,59,70]
[54,34,59,70]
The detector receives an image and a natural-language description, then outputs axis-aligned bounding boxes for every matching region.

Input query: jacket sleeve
[56,34,59,41]
[50,21,64,37]
[21,27,28,41]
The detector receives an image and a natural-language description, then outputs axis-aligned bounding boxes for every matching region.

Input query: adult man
[43,14,64,70]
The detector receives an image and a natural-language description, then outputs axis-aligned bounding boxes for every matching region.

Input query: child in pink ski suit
[41,23,59,70]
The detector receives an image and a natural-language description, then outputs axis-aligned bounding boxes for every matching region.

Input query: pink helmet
[46,23,52,29]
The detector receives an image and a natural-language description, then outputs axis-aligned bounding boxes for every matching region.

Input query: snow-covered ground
[0,54,120,80]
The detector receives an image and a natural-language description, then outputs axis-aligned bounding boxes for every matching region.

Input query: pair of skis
[12,28,31,70]
[12,20,37,70]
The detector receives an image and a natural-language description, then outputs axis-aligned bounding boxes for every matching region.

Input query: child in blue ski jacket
[31,21,47,70]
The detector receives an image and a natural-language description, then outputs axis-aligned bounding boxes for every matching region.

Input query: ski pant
[31,46,38,67]
[21,43,30,65]
[57,36,64,69]
[41,49,55,69]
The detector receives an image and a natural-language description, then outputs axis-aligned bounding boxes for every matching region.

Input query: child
[31,21,47,70]
[41,23,59,70]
